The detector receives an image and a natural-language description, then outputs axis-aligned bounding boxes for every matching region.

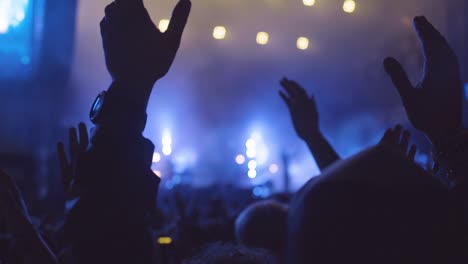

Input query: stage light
[162,146,172,156]
[152,152,161,163]
[343,0,356,13]
[0,0,29,34]
[162,132,172,146]
[235,154,246,165]
[256,32,269,45]
[246,138,256,149]
[248,160,257,170]
[248,169,257,179]
[303,0,315,6]
[269,164,279,174]
[246,148,257,159]
[158,19,170,32]
[213,26,226,40]
[297,37,309,50]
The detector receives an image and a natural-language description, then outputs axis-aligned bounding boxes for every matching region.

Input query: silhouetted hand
[101,0,191,88]
[279,78,319,141]
[57,123,89,199]
[384,16,463,144]
[380,125,417,162]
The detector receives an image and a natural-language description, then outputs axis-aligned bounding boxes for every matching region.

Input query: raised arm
[279,78,340,171]
[383,16,467,186]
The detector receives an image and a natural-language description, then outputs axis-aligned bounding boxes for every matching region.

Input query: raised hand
[101,0,191,88]
[279,78,340,170]
[57,123,89,199]
[279,78,319,140]
[384,16,463,144]
[380,125,417,162]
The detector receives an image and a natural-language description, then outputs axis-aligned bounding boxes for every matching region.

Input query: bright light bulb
[162,130,172,146]
[213,26,227,40]
[248,169,257,179]
[343,0,356,13]
[297,37,309,50]
[303,0,315,6]
[158,19,170,32]
[235,154,246,165]
[248,160,257,170]
[256,32,269,45]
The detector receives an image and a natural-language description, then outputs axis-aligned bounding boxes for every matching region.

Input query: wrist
[109,78,155,111]
[302,130,323,143]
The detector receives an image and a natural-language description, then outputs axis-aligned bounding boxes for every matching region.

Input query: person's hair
[235,200,288,257]
[183,242,278,264]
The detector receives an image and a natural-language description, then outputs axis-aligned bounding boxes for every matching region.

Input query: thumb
[383,57,415,102]
[166,0,192,47]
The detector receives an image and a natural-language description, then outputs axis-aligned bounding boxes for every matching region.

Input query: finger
[281,79,301,102]
[309,95,318,111]
[288,80,309,100]
[279,91,292,109]
[380,128,392,143]
[384,57,415,103]
[69,127,79,157]
[413,16,443,58]
[407,144,417,161]
[78,123,89,150]
[166,0,192,47]
[391,125,403,144]
[400,130,410,151]
[57,142,70,187]
[432,162,440,174]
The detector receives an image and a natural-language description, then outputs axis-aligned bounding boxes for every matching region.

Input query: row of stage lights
[157,0,357,51]
[151,130,280,181]
[235,137,279,180]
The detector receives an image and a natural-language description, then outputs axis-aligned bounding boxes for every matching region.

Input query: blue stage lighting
[0,0,34,80]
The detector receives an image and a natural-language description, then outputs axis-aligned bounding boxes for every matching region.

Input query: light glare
[158,19,170,32]
[269,164,279,174]
[246,148,257,159]
[297,37,309,50]
[248,169,257,179]
[213,26,227,40]
[343,0,356,13]
[303,0,315,6]
[152,152,161,163]
[256,32,269,45]
[235,154,246,165]
[248,160,257,170]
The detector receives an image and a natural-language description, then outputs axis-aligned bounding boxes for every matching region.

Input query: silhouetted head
[288,145,464,264]
[235,200,288,259]
[183,243,277,264]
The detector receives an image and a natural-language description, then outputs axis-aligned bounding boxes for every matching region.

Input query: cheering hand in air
[380,125,417,162]
[280,78,320,140]
[279,78,340,170]
[384,16,463,145]
[57,123,89,200]
[101,0,191,90]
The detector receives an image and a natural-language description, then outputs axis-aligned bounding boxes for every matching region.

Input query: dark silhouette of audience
[0,1,467,263]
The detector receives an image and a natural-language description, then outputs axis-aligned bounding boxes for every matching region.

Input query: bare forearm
[304,131,341,171]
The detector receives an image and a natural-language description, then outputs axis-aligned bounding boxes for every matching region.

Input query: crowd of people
[0,0,467,263]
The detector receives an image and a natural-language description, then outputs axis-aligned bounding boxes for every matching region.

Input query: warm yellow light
[297,37,309,50]
[256,32,269,45]
[158,19,170,32]
[343,0,356,13]
[303,0,315,7]
[213,26,227,40]
[157,237,172,245]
